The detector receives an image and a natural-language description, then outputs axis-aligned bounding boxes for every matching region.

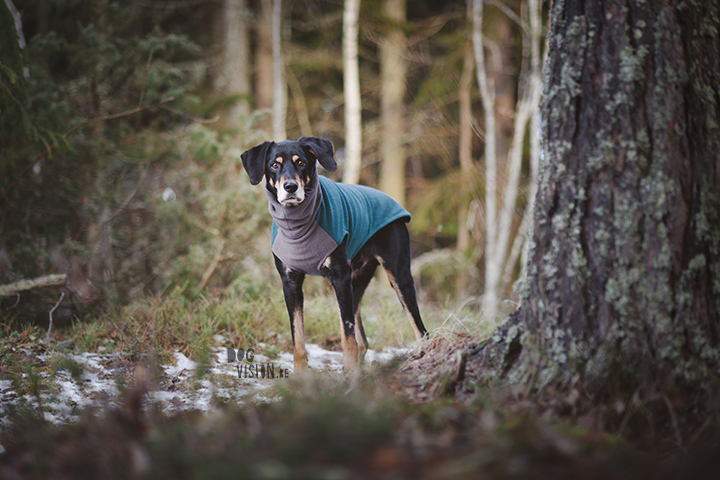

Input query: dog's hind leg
[374,223,428,341]
[275,255,308,371]
[320,245,360,370]
[350,252,379,361]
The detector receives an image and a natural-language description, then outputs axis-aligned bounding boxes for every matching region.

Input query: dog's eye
[271,162,280,169]
[297,160,306,167]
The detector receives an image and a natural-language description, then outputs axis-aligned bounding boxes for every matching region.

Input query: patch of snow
[0,343,409,426]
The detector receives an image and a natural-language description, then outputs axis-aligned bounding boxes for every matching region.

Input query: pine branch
[0,97,174,205]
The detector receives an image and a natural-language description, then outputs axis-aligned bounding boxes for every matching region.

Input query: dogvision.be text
[226,348,290,379]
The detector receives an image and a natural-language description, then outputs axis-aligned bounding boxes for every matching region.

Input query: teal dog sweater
[266,172,411,276]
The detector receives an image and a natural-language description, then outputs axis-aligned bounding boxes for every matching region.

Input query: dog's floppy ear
[298,136,337,172]
[241,141,274,185]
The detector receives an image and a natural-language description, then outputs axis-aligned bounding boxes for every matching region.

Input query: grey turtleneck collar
[265,171,339,276]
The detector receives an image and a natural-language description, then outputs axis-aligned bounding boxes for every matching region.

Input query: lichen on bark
[490,0,720,403]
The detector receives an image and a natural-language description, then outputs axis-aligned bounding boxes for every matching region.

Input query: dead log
[0,274,67,295]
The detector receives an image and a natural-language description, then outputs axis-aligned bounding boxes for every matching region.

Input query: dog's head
[241,137,337,207]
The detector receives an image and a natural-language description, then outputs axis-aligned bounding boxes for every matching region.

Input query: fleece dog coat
[266,172,411,276]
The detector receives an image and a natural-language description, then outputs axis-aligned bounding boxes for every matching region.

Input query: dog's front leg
[320,246,360,370]
[274,255,308,371]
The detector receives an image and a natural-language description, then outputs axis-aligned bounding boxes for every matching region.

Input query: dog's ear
[241,141,274,185]
[298,137,337,172]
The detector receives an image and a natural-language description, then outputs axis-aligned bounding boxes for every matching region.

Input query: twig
[686,416,713,449]
[199,246,235,291]
[138,48,155,107]
[137,0,215,8]
[159,104,219,124]
[63,97,175,138]
[0,97,174,205]
[103,168,149,225]
[485,0,529,35]
[46,292,65,341]
[7,293,21,309]
[663,394,684,449]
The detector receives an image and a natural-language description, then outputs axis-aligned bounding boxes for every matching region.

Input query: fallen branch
[0,274,67,296]
[159,104,219,124]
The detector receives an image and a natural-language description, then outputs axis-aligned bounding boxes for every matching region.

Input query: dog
[241,136,428,371]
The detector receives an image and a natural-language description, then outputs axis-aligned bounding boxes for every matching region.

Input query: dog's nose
[284,181,299,193]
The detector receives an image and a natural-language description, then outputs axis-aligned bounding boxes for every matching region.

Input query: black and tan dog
[241,136,427,371]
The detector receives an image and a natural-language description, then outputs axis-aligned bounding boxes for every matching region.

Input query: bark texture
[500,0,720,398]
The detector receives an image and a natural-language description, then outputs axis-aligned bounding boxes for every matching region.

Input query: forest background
[1,0,539,333]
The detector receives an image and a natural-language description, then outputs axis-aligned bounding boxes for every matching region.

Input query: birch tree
[473,0,543,321]
[342,0,362,184]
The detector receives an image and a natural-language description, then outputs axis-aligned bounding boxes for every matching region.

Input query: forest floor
[1,307,719,478]
[0,336,406,425]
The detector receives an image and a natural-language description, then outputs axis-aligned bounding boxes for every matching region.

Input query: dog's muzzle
[277,178,305,206]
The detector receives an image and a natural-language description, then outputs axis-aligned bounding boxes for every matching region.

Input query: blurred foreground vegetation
[3,348,720,479]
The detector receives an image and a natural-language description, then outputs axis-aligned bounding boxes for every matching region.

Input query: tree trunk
[496,0,544,293]
[342,0,362,185]
[272,0,287,141]
[222,0,251,127]
[457,45,474,253]
[500,0,720,404]
[254,0,273,132]
[472,0,500,321]
[521,0,543,274]
[378,0,408,206]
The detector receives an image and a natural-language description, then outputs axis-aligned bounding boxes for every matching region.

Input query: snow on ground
[0,343,408,425]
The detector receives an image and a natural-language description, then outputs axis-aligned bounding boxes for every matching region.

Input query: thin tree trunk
[254,0,273,132]
[272,0,286,141]
[521,0,542,274]
[457,45,474,253]
[474,0,544,318]
[378,0,408,206]
[342,0,362,185]
[222,0,251,127]
[287,68,313,137]
[496,0,544,292]
[492,89,532,295]
[500,0,720,405]
[473,0,499,321]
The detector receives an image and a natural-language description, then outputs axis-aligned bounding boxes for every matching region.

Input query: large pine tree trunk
[494,0,720,403]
